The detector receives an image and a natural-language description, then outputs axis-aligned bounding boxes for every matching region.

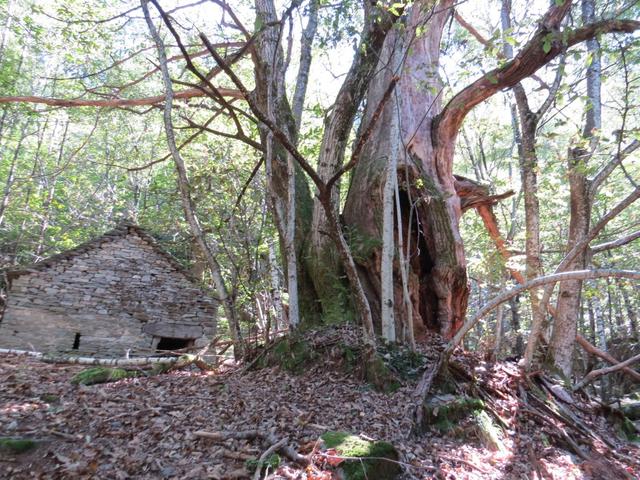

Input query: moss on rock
[71,367,139,386]
[320,431,401,480]
[473,410,505,451]
[422,395,485,432]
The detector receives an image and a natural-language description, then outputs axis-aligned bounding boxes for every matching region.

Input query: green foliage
[259,336,317,374]
[422,395,486,433]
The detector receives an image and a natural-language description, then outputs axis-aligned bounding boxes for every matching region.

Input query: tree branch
[574,352,640,391]
[436,11,640,146]
[0,88,242,109]
[591,230,640,253]
[446,269,640,356]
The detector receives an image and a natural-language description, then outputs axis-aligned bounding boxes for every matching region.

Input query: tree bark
[343,0,465,339]
[548,0,600,377]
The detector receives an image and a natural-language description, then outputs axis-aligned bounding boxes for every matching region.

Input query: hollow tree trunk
[342,0,467,340]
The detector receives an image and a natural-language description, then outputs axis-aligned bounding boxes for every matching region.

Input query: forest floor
[1,328,639,479]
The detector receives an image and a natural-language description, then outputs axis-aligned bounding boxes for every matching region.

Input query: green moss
[423,396,485,433]
[344,225,382,264]
[245,454,280,473]
[71,367,139,386]
[0,438,37,454]
[39,393,59,403]
[365,354,400,393]
[261,336,316,374]
[619,416,638,441]
[306,242,355,327]
[320,432,400,480]
[377,340,427,380]
[473,410,505,451]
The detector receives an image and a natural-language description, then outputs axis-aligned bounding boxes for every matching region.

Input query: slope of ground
[1,330,638,479]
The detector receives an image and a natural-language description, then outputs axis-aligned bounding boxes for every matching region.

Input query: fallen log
[0,348,179,365]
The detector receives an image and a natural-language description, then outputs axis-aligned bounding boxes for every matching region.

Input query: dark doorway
[72,333,81,350]
[156,337,193,351]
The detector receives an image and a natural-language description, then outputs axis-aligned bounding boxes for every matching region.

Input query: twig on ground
[193,430,308,466]
[254,437,287,480]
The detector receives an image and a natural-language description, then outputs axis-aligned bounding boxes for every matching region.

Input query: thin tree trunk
[35,120,69,257]
[142,0,238,355]
[618,281,638,338]
[0,120,30,228]
[268,242,284,331]
[548,0,600,376]
[291,0,317,131]
[380,95,401,342]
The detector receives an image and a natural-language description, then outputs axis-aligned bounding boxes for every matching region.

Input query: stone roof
[5,220,197,284]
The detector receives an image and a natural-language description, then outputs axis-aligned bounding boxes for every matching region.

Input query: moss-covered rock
[0,437,37,454]
[320,431,401,480]
[71,367,139,386]
[473,410,505,451]
[422,395,485,432]
[364,353,400,393]
[377,340,427,381]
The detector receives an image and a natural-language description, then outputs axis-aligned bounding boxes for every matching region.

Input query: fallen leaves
[1,329,639,479]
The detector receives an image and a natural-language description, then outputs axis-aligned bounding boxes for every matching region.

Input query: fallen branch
[576,334,640,383]
[254,437,288,480]
[193,430,308,465]
[574,353,640,392]
[0,349,179,366]
[411,353,446,435]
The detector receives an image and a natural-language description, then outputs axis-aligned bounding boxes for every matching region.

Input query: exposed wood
[0,87,242,108]
[193,430,308,466]
[0,349,179,366]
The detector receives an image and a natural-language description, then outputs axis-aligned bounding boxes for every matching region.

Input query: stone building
[0,221,217,356]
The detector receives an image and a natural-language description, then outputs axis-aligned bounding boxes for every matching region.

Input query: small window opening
[72,333,81,350]
[156,337,193,351]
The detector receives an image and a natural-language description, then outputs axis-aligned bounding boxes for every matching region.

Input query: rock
[621,399,640,420]
[319,431,401,480]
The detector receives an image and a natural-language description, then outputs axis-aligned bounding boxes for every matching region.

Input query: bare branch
[574,352,640,391]
[0,87,242,109]
[591,230,640,253]
[590,139,640,193]
[436,11,640,147]
[447,269,640,356]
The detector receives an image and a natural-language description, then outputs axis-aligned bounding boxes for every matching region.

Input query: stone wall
[0,230,217,356]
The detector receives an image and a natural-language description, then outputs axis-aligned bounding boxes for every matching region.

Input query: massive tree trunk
[342,0,467,339]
